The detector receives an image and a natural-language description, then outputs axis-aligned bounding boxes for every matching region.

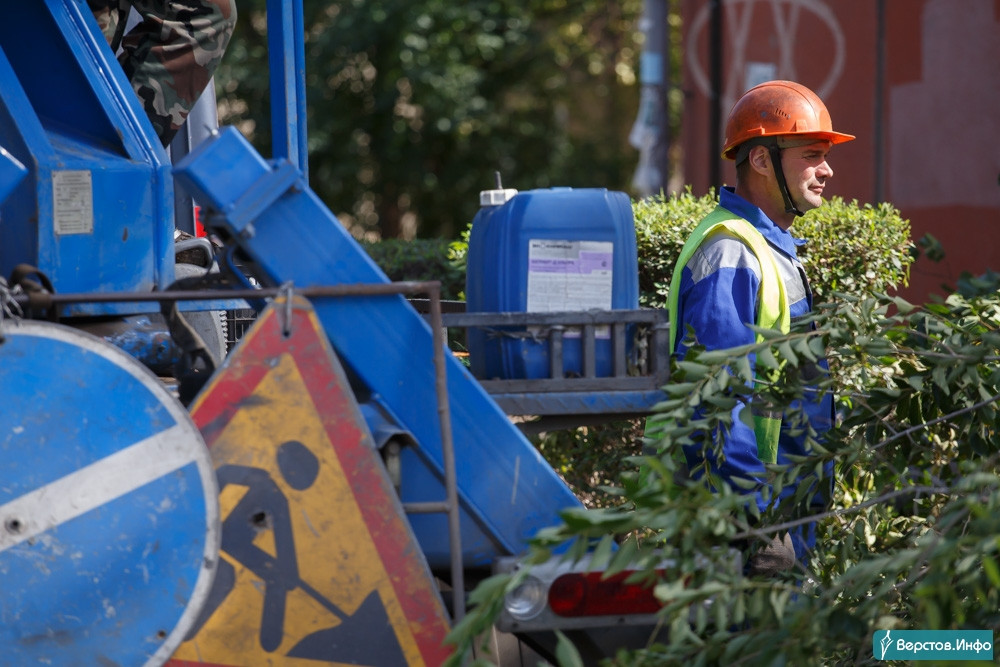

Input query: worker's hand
[746,532,796,577]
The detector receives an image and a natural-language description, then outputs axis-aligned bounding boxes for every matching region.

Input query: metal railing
[419,306,671,422]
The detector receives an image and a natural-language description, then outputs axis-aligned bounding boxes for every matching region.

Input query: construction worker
[667,80,854,574]
[87,0,237,147]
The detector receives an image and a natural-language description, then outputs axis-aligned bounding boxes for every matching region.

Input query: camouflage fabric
[87,0,236,147]
[87,0,120,38]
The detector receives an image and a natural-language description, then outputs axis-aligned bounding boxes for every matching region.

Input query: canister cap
[479,171,518,206]
[479,188,518,206]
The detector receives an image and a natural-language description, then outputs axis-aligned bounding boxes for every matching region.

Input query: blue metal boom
[174,128,584,567]
[0,0,584,569]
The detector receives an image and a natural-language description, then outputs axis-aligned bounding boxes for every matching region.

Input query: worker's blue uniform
[672,187,834,561]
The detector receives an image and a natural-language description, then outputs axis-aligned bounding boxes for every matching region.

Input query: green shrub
[450,277,1000,666]
[633,188,719,308]
[362,238,465,301]
[533,419,646,509]
[795,198,913,303]
[632,189,914,308]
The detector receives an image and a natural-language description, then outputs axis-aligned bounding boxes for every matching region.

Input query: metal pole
[17,281,447,308]
[645,0,668,192]
[873,0,885,203]
[659,0,672,192]
[427,284,465,622]
[266,0,308,181]
[709,0,723,187]
[170,83,220,235]
[293,0,308,178]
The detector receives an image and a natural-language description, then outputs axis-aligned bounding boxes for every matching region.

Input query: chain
[0,276,24,338]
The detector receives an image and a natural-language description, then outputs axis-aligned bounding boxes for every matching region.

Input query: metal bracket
[279,281,295,337]
[220,161,302,238]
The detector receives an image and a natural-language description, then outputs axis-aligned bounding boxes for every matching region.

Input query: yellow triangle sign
[169,296,452,666]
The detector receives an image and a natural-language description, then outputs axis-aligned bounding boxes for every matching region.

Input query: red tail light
[548,571,663,617]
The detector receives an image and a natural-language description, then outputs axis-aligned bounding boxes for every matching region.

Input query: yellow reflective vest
[667,206,791,464]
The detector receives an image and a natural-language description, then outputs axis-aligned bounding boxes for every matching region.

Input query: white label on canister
[527,239,613,337]
[52,170,94,235]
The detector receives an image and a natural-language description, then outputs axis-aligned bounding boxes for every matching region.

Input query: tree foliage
[214,0,643,240]
[448,274,1000,664]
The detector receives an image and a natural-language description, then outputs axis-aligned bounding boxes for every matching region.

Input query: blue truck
[0,2,672,665]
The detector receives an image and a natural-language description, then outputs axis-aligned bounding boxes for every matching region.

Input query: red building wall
[679,0,1000,303]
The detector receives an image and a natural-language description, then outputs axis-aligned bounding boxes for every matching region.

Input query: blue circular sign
[0,320,220,666]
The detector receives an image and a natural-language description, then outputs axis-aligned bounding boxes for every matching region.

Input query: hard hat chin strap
[767,143,804,217]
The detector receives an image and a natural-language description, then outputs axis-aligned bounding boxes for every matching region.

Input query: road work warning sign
[168,295,452,666]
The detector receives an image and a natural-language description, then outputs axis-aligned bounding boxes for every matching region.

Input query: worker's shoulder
[686,230,762,282]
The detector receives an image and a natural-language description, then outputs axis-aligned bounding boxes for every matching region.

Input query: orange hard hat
[721,80,855,160]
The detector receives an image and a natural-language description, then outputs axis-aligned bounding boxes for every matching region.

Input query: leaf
[931,364,949,391]
[757,346,780,370]
[665,382,699,397]
[793,337,818,362]
[808,336,827,360]
[588,534,615,571]
[722,632,754,662]
[463,572,513,607]
[748,324,787,340]
[983,557,1000,587]
[728,476,760,490]
[777,340,799,366]
[605,537,639,578]
[892,296,916,314]
[677,360,711,379]
[566,535,590,563]
[736,355,755,381]
[554,631,585,667]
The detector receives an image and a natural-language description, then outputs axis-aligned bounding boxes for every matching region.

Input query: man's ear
[749,145,770,174]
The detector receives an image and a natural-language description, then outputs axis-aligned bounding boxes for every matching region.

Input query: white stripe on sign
[0,424,198,553]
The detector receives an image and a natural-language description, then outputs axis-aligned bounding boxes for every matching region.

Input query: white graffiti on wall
[686,0,846,113]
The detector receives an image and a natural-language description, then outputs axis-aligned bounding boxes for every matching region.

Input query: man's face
[779,140,834,212]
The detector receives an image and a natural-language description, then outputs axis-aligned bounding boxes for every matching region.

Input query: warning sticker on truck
[52,170,94,235]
